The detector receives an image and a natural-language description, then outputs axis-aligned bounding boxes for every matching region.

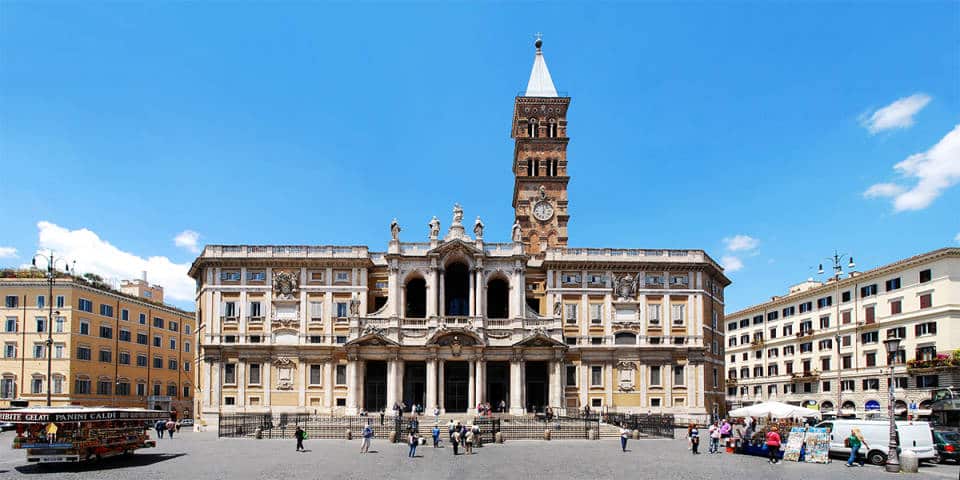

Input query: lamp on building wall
[883,336,902,473]
[31,251,73,407]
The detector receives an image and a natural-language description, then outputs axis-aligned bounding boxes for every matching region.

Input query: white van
[815,419,936,465]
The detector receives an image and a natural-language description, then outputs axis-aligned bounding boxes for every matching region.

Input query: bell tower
[511,36,570,255]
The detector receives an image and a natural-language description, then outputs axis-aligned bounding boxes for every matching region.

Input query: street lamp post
[883,336,902,473]
[31,251,73,407]
[818,251,854,417]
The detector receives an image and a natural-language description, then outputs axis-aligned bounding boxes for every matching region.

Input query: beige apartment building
[725,248,960,415]
[190,39,731,428]
[0,271,196,418]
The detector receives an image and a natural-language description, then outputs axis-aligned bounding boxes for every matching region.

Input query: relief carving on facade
[616,361,637,392]
[611,273,639,300]
[272,270,299,300]
[273,357,296,391]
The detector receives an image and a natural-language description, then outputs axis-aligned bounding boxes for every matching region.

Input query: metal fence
[604,413,676,439]
[496,415,599,440]
[218,413,398,440]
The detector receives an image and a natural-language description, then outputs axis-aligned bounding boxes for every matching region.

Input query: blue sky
[1,2,958,312]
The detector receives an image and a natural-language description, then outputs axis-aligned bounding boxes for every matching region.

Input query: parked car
[816,419,937,465]
[932,430,960,464]
[0,422,15,432]
[180,418,194,427]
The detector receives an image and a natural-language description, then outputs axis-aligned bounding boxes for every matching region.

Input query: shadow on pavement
[14,453,186,474]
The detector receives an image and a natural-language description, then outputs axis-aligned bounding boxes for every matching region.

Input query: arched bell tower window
[526,159,534,177]
[532,159,540,177]
[547,118,557,138]
[547,159,558,176]
[528,118,539,138]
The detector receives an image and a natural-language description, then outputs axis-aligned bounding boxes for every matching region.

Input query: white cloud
[35,221,195,303]
[721,255,744,273]
[723,234,759,252]
[955,232,960,244]
[0,247,17,259]
[174,230,201,254]
[864,125,960,211]
[860,93,931,134]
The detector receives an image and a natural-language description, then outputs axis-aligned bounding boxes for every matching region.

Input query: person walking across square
[295,426,305,452]
[619,424,630,452]
[361,421,374,453]
[765,426,782,464]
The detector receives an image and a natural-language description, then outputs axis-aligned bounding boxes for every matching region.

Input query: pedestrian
[451,428,460,455]
[361,421,373,453]
[472,423,481,447]
[295,426,305,452]
[689,424,700,455]
[155,420,165,439]
[708,422,721,454]
[379,409,385,425]
[499,400,506,413]
[432,424,441,448]
[845,428,868,467]
[465,426,475,455]
[408,429,418,458]
[433,406,440,425]
[176,421,182,432]
[719,418,731,451]
[619,423,630,452]
[448,419,456,441]
[166,419,176,439]
[411,416,419,434]
[765,426,782,464]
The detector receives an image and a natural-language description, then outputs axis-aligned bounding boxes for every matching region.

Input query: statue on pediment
[473,216,484,239]
[511,220,523,243]
[390,218,401,241]
[429,216,440,239]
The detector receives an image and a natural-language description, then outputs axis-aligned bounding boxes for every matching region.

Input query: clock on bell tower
[511,36,570,255]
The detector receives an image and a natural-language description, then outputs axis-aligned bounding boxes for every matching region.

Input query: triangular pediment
[344,331,400,347]
[514,331,566,348]
[429,238,481,257]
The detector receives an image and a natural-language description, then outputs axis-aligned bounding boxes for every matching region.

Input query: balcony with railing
[790,370,821,382]
[202,245,369,259]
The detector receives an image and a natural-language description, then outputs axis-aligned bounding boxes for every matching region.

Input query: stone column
[438,360,445,413]
[346,361,357,413]
[239,288,247,341]
[474,268,483,319]
[264,361,272,407]
[468,271,476,317]
[579,362,588,409]
[323,361,333,410]
[357,360,366,410]
[663,364,672,410]
[426,359,437,411]
[298,362,307,408]
[468,360,476,411]
[237,362,246,407]
[550,360,563,409]
[211,358,221,409]
[386,360,397,410]
[510,360,524,415]
[395,359,405,408]
[686,364,695,408]
[429,268,439,318]
[439,270,446,317]
[605,361,614,408]
[697,364,706,408]
[475,360,485,406]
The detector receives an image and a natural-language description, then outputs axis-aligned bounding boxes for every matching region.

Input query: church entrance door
[444,361,469,412]
[364,361,387,412]
[486,361,510,411]
[525,361,549,413]
[403,361,426,412]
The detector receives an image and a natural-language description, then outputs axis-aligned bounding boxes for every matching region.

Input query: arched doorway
[405,277,426,318]
[486,278,509,319]
[444,262,469,316]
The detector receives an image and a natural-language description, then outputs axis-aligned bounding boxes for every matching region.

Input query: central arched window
[486,278,509,319]
[528,118,539,138]
[444,263,470,316]
[547,118,557,138]
[405,277,426,318]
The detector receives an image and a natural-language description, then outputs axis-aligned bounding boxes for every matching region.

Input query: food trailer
[0,407,170,463]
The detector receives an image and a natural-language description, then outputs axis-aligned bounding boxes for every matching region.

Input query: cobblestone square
[0,431,957,480]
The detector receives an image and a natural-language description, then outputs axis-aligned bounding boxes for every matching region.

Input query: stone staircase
[597,422,622,439]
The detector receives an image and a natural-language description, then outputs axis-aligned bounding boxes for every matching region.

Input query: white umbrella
[728,401,821,419]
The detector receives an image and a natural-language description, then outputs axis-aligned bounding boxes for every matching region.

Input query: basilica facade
[190,39,730,426]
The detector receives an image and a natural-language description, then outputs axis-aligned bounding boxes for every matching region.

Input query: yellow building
[0,270,195,419]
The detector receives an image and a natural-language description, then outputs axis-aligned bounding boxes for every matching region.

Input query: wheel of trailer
[867,449,887,466]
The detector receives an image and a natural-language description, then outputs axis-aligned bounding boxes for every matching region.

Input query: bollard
[495,432,504,443]
[632,430,640,440]
[345,429,353,440]
[544,429,551,440]
[900,450,919,473]
[588,428,597,440]
[388,431,397,443]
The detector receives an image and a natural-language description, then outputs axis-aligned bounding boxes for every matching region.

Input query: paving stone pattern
[0,431,956,480]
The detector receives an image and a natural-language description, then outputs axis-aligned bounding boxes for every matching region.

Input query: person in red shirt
[765,426,782,464]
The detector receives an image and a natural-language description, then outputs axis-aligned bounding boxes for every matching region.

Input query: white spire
[524,34,558,97]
